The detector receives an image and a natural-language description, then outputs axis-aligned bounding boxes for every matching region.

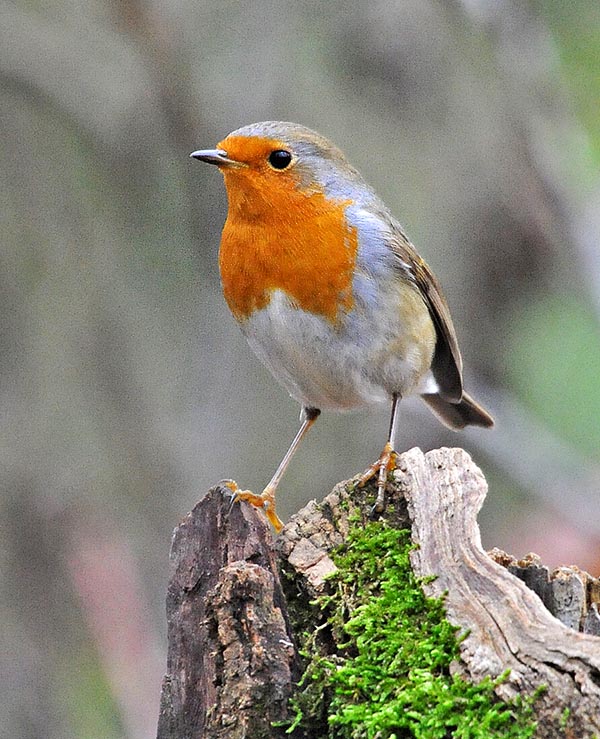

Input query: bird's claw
[358,443,398,517]
[223,480,284,533]
[369,500,385,519]
[220,480,239,511]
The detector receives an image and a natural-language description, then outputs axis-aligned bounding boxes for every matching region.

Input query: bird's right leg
[358,393,401,515]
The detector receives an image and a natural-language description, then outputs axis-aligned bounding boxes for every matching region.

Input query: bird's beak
[189,148,239,167]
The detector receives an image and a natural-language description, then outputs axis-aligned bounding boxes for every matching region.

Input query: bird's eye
[268,149,293,170]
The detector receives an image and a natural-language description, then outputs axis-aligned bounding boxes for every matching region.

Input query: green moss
[285,522,538,738]
[560,706,571,730]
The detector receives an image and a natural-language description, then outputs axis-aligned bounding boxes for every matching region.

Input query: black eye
[268,149,292,169]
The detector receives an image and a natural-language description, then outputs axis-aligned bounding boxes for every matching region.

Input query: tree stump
[156,487,299,739]
[157,448,600,738]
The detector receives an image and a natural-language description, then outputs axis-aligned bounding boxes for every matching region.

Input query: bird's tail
[421,391,494,431]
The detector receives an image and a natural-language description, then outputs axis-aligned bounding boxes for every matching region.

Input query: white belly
[240,289,435,411]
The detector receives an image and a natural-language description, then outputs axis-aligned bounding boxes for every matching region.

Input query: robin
[191,121,493,533]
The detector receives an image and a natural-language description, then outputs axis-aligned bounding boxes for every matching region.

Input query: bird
[191,121,493,533]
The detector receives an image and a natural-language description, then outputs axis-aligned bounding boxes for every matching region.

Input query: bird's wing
[390,228,463,402]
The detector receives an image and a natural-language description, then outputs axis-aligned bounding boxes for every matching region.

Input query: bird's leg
[228,407,321,533]
[358,393,401,515]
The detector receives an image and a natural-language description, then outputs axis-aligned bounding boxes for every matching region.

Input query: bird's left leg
[227,407,321,533]
[358,393,401,514]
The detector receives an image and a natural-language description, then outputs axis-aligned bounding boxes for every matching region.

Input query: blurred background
[1,0,599,736]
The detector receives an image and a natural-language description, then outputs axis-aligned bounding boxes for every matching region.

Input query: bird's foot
[357,442,398,517]
[223,480,284,533]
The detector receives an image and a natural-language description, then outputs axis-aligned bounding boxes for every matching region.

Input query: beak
[189,148,238,167]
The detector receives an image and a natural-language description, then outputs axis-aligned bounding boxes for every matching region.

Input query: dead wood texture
[401,448,600,736]
[156,487,298,739]
[157,448,600,738]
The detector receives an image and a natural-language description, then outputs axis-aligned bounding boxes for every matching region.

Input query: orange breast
[218,161,358,324]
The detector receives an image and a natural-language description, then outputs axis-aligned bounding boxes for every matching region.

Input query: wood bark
[156,486,299,739]
[157,448,600,738]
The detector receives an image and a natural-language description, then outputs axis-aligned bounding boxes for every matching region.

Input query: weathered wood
[157,485,298,739]
[158,448,600,738]
[403,447,600,737]
[489,549,600,634]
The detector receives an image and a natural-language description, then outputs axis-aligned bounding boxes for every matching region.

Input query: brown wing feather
[390,229,463,402]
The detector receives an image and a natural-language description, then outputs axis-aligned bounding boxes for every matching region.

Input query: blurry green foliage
[534,0,600,165]
[508,293,600,458]
[57,649,123,739]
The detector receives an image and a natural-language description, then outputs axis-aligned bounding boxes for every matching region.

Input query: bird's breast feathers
[219,181,358,324]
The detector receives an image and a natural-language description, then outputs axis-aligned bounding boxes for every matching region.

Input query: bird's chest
[218,188,358,326]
